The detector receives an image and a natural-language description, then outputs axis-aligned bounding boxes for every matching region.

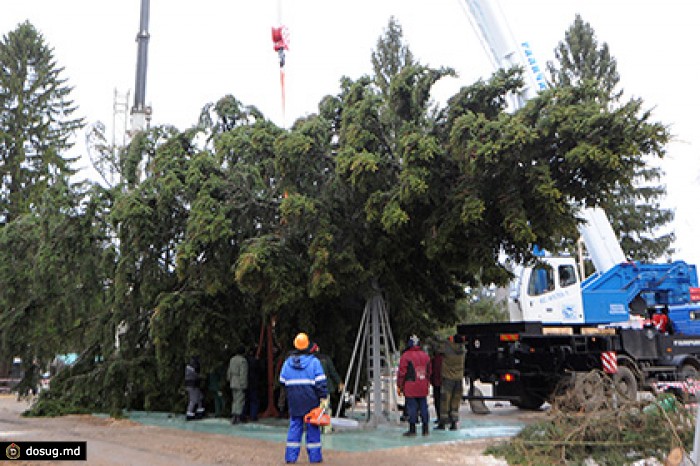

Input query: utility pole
[130,0,152,133]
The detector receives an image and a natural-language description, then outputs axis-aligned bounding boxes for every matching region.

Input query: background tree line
[0,16,673,415]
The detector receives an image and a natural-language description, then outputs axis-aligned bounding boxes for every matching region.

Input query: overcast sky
[2,0,699,267]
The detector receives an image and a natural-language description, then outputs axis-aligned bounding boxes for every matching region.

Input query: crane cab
[513,257,585,324]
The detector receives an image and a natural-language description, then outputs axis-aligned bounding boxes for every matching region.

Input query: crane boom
[130,0,152,133]
[462,0,546,109]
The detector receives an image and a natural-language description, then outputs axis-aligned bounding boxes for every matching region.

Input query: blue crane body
[582,261,700,327]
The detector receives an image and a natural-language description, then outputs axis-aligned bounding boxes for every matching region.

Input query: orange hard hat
[304,406,331,426]
[294,332,310,351]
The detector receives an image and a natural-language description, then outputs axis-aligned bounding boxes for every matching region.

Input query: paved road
[0,394,542,465]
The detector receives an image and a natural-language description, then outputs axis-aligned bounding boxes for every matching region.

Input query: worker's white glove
[319,397,330,410]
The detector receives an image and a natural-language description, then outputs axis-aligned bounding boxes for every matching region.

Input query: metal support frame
[338,291,399,425]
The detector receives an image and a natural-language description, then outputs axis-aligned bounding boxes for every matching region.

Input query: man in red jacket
[397,335,431,437]
[652,306,673,334]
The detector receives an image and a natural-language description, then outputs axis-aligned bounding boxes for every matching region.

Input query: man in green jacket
[435,335,466,431]
[226,346,248,425]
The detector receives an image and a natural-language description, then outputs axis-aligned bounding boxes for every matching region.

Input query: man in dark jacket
[242,347,262,422]
[279,333,328,464]
[184,356,205,421]
[207,362,226,418]
[397,335,431,437]
[429,344,444,424]
[310,343,344,416]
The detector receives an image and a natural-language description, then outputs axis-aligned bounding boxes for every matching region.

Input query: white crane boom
[461,0,546,109]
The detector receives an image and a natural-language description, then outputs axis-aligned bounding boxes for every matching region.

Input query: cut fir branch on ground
[487,393,695,465]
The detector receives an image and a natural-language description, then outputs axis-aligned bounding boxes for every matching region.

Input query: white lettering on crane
[609,304,627,315]
[674,340,700,347]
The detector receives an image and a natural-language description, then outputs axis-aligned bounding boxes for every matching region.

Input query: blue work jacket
[279,352,328,417]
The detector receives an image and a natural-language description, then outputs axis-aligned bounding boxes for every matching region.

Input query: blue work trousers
[285,416,322,463]
[244,387,260,421]
[405,396,430,426]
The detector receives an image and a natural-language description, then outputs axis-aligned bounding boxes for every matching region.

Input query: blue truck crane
[460,258,700,409]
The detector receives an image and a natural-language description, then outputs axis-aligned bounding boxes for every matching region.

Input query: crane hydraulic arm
[130,0,152,133]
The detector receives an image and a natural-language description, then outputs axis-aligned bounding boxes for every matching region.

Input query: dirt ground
[0,395,539,465]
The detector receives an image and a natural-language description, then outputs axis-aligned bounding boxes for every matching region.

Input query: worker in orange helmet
[279,332,328,464]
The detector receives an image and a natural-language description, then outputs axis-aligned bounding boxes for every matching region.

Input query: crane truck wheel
[571,370,608,412]
[680,363,700,379]
[613,366,638,401]
[512,392,546,410]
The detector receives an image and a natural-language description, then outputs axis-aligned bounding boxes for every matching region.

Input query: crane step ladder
[339,292,400,426]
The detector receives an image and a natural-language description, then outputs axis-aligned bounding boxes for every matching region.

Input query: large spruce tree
[0,21,83,223]
[547,15,674,261]
[0,22,108,384]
